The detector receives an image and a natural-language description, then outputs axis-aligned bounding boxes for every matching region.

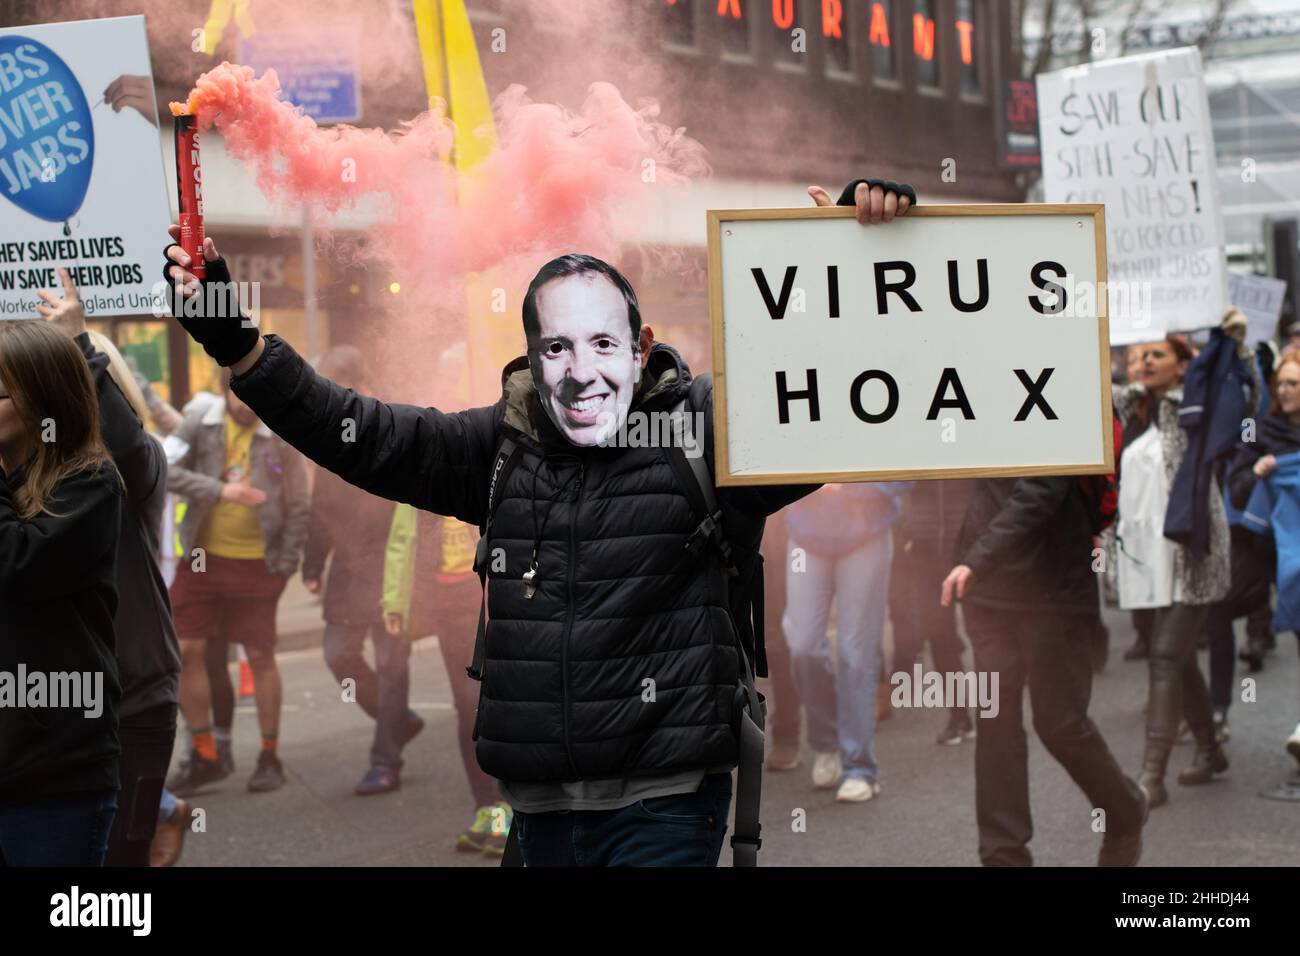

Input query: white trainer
[811,751,842,789]
[1287,721,1300,766]
[836,778,882,803]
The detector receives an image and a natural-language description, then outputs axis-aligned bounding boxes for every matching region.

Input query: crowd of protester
[4,213,1299,866]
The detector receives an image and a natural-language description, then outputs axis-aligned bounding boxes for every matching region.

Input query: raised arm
[77,335,165,509]
[163,228,495,524]
[35,271,166,510]
[229,336,494,524]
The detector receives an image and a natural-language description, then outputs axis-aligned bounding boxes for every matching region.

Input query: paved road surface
[171,595,1300,867]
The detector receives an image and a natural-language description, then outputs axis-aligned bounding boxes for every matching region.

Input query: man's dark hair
[522,254,641,350]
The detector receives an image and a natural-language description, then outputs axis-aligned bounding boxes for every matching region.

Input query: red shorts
[169,555,288,651]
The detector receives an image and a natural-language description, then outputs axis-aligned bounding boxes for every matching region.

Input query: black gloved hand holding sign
[806,178,917,222]
[163,224,260,368]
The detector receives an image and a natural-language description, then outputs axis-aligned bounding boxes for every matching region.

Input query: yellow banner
[202,0,256,56]
[413,0,520,405]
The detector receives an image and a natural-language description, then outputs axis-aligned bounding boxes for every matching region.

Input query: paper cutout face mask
[526,256,643,447]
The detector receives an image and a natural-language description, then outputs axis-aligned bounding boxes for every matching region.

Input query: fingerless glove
[837,178,918,207]
[162,250,260,367]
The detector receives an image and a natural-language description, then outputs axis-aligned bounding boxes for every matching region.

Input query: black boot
[1137,732,1172,809]
[1177,743,1229,786]
[1139,686,1177,809]
[1238,636,1267,673]
[1098,784,1149,867]
[1137,768,1168,809]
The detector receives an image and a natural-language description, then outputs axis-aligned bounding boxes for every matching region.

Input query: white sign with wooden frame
[707,204,1113,486]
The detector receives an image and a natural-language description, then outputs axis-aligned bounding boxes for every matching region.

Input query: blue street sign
[240,30,361,124]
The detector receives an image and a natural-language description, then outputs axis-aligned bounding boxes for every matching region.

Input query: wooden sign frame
[706,203,1113,486]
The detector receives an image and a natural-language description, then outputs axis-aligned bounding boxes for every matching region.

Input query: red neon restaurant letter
[822,0,843,38]
[772,0,794,30]
[913,13,935,60]
[869,2,891,46]
[956,19,974,64]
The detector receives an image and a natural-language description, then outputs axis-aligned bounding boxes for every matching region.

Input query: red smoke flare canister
[173,113,206,280]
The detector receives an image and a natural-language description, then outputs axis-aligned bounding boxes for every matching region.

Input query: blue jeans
[0,790,117,866]
[783,531,892,782]
[323,620,414,770]
[514,773,733,866]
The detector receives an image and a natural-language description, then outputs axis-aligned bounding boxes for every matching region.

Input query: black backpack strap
[665,399,731,566]
[729,611,765,868]
[664,396,768,677]
[732,701,765,867]
[500,821,524,867]
[664,396,765,867]
[751,552,768,679]
[468,437,521,683]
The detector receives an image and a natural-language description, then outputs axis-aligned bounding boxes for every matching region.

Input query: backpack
[467,386,768,867]
[1079,410,1123,534]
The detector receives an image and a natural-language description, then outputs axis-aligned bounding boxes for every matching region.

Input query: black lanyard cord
[529,455,581,583]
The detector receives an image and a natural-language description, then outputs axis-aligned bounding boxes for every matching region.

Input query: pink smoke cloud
[176,62,708,313]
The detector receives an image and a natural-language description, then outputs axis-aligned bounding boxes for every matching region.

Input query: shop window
[869,1,898,84]
[719,0,754,59]
[822,0,852,77]
[663,0,696,49]
[956,0,984,99]
[913,0,940,91]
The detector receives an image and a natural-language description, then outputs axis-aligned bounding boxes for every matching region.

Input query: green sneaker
[455,805,495,853]
[481,802,513,857]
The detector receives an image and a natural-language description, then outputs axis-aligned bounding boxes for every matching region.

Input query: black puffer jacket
[955,476,1099,614]
[231,336,813,783]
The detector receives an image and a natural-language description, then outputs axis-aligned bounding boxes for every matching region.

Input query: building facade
[1,0,1023,398]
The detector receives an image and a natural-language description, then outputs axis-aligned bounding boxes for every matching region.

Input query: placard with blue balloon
[0,15,170,319]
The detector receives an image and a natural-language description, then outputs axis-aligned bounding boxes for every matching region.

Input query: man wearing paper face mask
[526,255,648,447]
[162,177,916,867]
